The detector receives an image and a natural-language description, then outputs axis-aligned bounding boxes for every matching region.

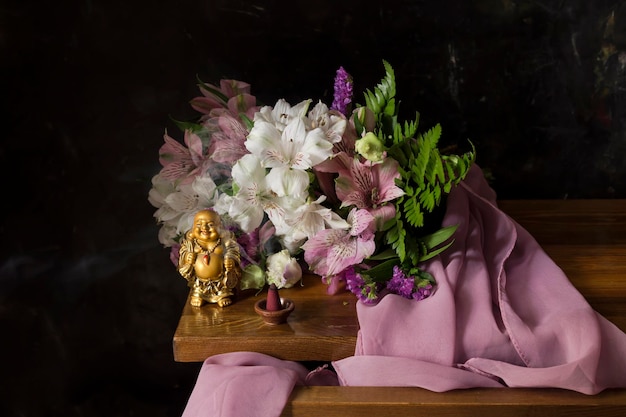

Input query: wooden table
[173,273,358,362]
[173,199,626,416]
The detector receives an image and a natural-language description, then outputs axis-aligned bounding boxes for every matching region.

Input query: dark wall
[2,1,625,416]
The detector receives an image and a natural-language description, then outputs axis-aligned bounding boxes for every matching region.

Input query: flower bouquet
[149,60,475,304]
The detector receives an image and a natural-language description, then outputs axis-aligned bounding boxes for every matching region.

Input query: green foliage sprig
[355,60,476,280]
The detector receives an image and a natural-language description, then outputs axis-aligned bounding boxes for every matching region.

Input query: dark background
[2,0,625,416]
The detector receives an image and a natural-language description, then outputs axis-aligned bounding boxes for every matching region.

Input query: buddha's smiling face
[192,210,220,244]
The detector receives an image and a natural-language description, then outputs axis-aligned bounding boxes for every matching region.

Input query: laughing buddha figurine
[177,209,241,307]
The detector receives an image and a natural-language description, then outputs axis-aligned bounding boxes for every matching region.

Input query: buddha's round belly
[194,255,223,280]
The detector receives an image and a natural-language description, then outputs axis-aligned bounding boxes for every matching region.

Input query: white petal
[265,167,309,198]
[228,197,265,232]
[325,117,347,143]
[191,175,217,206]
[232,154,267,187]
[290,99,312,118]
[165,184,197,212]
[301,128,334,168]
[245,122,284,166]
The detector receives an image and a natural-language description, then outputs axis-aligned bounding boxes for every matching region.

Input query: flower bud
[355,132,385,162]
[354,107,376,132]
[266,249,303,288]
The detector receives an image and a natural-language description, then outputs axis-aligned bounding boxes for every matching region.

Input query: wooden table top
[173,199,626,363]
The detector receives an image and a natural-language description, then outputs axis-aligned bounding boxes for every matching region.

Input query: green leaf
[418,239,455,262]
[368,248,399,261]
[239,113,254,130]
[169,116,204,133]
[196,75,229,103]
[360,259,399,282]
[239,264,266,290]
[420,225,458,249]
[414,269,436,285]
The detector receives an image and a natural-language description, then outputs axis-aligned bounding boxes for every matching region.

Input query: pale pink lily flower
[311,152,354,206]
[335,156,404,228]
[302,208,376,278]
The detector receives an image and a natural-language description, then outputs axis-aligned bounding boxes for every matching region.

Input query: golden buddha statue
[177,209,241,307]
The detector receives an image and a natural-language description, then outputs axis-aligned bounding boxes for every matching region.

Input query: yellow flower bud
[355,132,385,162]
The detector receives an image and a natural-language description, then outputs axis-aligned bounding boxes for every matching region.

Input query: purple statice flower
[344,266,380,304]
[386,265,416,299]
[331,66,353,116]
[169,244,181,266]
[236,229,259,268]
[412,284,433,301]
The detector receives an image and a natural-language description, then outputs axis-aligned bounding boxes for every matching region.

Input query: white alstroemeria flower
[275,195,350,254]
[266,249,303,289]
[148,173,179,222]
[246,117,334,173]
[149,174,184,246]
[157,222,179,247]
[161,184,198,228]
[191,174,218,205]
[265,166,309,200]
[227,154,280,233]
[307,101,347,144]
[212,193,234,218]
[255,99,312,131]
[264,192,304,242]
[290,195,350,238]
[148,173,172,209]
[149,171,221,244]
[165,174,219,235]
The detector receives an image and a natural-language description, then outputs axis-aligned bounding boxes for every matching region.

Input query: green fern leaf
[403,196,424,227]
[386,217,407,262]
[363,60,396,117]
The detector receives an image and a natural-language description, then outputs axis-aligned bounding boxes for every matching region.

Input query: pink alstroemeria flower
[190,79,259,120]
[158,129,205,184]
[206,114,250,166]
[335,157,405,228]
[302,208,376,278]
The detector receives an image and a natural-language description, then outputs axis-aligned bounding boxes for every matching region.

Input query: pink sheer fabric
[333,165,626,394]
[181,352,307,417]
[181,165,626,416]
[181,352,338,417]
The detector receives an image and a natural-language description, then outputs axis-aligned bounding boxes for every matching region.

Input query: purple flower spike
[331,66,353,116]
